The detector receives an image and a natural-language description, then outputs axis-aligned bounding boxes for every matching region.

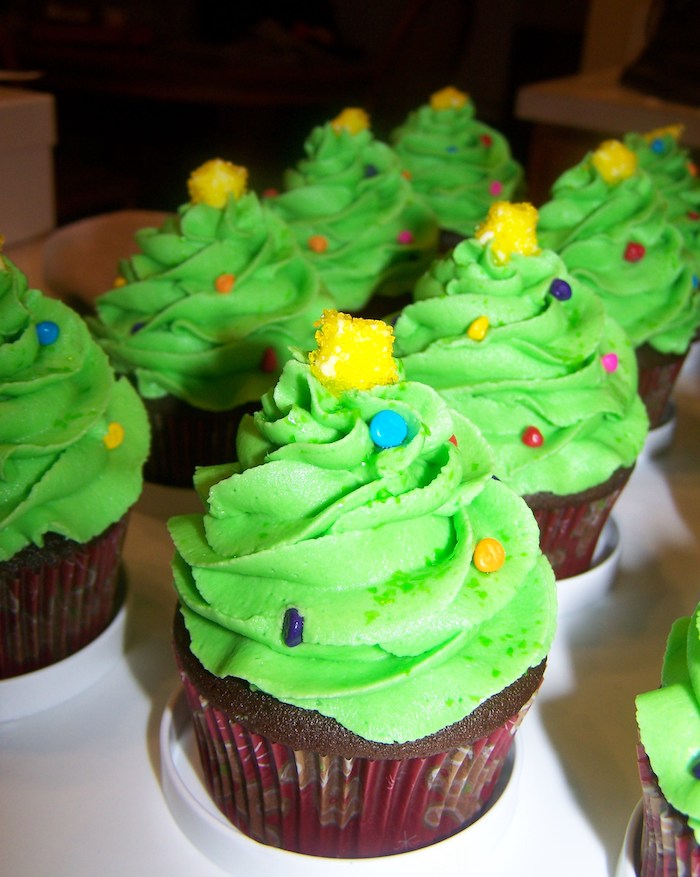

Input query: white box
[0,86,56,245]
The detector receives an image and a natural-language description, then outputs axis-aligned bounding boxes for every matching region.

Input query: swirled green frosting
[168,356,556,744]
[537,151,699,355]
[391,97,524,237]
[393,238,649,497]
[268,122,438,313]
[636,603,700,841]
[0,256,149,562]
[89,192,332,410]
[625,129,700,280]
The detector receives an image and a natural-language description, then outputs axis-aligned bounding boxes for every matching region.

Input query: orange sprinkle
[215,273,236,293]
[401,169,412,180]
[103,422,125,450]
[114,276,126,288]
[473,537,506,573]
[308,235,329,253]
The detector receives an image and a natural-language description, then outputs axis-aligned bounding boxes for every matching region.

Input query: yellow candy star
[475,201,540,265]
[308,310,399,394]
[331,108,370,136]
[430,86,468,110]
[591,140,638,185]
[187,159,248,208]
[644,124,684,144]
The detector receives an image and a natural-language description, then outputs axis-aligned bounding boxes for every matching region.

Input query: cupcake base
[636,343,688,431]
[0,516,129,679]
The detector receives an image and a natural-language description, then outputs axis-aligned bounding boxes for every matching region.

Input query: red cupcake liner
[637,744,700,877]
[143,396,257,488]
[526,477,629,580]
[177,663,534,858]
[636,346,688,430]
[0,516,128,679]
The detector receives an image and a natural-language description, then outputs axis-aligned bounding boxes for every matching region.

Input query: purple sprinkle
[549,278,572,301]
[130,321,145,334]
[364,164,379,178]
[283,608,304,647]
[691,757,700,780]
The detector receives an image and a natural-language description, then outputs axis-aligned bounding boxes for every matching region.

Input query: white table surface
[2,229,699,876]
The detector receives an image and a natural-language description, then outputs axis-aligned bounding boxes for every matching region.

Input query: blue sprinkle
[364,164,379,178]
[130,321,145,334]
[283,608,304,647]
[691,756,700,779]
[36,321,59,345]
[693,274,699,289]
[369,410,408,449]
[549,278,572,301]
[650,137,665,155]
[446,145,458,154]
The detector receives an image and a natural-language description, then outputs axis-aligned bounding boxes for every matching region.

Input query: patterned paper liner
[0,516,128,679]
[637,743,700,877]
[177,664,534,859]
[525,473,631,580]
[636,344,689,430]
[142,395,257,487]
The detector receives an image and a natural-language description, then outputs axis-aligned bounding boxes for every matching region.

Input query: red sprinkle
[522,426,544,448]
[215,273,235,293]
[624,241,646,262]
[449,434,458,446]
[480,134,493,147]
[688,210,700,221]
[261,347,278,373]
[262,187,279,198]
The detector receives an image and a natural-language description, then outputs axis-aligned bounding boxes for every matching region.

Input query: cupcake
[0,252,149,678]
[168,309,557,858]
[267,107,438,317]
[393,201,648,580]
[89,159,332,487]
[391,86,525,252]
[635,601,700,876]
[537,139,700,429]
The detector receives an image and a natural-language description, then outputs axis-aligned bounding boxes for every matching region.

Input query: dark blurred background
[0,0,658,224]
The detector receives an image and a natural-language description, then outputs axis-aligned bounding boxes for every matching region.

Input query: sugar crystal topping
[591,140,638,185]
[187,159,248,208]
[475,201,540,264]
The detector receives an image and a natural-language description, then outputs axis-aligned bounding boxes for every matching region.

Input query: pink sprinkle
[489,180,503,197]
[397,229,414,245]
[601,353,619,373]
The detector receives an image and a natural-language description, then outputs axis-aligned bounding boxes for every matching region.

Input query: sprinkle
[688,210,700,221]
[364,164,379,177]
[473,537,506,573]
[446,145,458,154]
[401,169,412,180]
[331,108,370,135]
[397,229,414,245]
[449,434,458,446]
[215,273,236,293]
[283,608,304,647]
[592,140,638,184]
[650,137,665,155]
[624,241,646,262]
[467,315,489,341]
[130,321,145,334]
[549,278,572,301]
[369,410,408,449]
[188,159,248,207]
[262,187,278,198]
[36,321,59,345]
[689,161,698,178]
[691,754,700,780]
[522,426,544,447]
[480,134,493,148]
[694,275,699,289]
[114,276,127,288]
[430,86,468,110]
[103,422,125,450]
[475,201,540,264]
[308,234,329,253]
[309,310,398,393]
[489,180,503,197]
[602,352,619,373]
[260,347,278,373]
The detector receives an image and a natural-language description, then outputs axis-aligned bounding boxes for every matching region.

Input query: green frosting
[391,99,524,236]
[268,123,438,313]
[624,130,700,279]
[636,604,700,841]
[0,256,149,562]
[168,355,556,745]
[537,153,700,355]
[393,239,649,497]
[89,192,332,410]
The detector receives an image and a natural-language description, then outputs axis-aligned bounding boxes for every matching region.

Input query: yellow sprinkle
[308,309,399,394]
[331,108,370,135]
[113,276,126,288]
[591,140,638,184]
[643,123,684,144]
[103,422,125,450]
[430,86,468,110]
[473,537,506,573]
[475,201,540,265]
[187,159,248,208]
[467,315,489,341]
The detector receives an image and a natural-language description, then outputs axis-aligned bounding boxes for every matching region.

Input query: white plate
[615,799,642,877]
[0,601,127,723]
[641,405,677,459]
[556,515,621,616]
[159,687,523,875]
